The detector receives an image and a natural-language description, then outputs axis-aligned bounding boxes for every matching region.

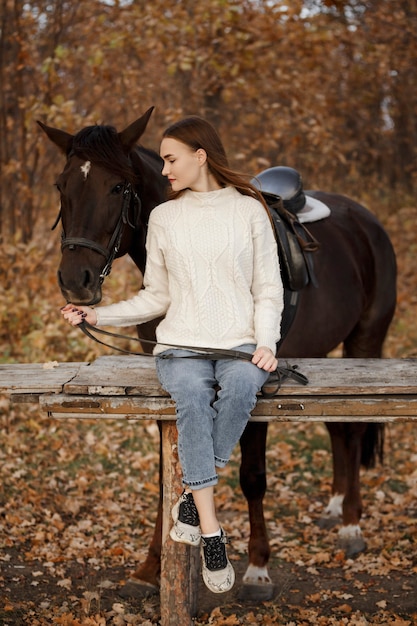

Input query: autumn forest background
[1,1,417,625]
[1,0,417,363]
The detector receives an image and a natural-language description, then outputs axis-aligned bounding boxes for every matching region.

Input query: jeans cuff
[214,455,229,468]
[184,474,218,489]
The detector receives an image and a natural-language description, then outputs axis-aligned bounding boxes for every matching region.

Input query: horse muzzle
[57,265,103,306]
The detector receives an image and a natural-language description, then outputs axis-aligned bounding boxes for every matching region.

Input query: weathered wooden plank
[63,355,165,396]
[2,358,417,397]
[254,396,417,417]
[39,393,417,421]
[40,394,175,417]
[0,362,85,395]
[61,356,417,396]
[262,358,417,394]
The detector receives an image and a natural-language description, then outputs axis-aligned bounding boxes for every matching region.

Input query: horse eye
[54,182,63,194]
[111,183,124,195]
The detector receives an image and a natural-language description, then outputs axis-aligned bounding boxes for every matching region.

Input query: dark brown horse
[38,107,397,600]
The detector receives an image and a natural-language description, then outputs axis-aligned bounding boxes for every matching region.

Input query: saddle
[266,196,319,292]
[254,166,323,292]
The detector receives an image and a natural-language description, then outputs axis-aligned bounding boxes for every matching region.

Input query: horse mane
[71,125,139,184]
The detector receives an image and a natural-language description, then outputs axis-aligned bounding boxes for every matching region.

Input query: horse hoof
[237,582,276,602]
[338,536,367,558]
[317,515,341,530]
[118,578,159,600]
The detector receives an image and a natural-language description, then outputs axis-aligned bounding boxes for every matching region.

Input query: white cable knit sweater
[96,186,284,355]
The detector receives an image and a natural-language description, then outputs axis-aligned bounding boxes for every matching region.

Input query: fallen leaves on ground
[1,404,416,625]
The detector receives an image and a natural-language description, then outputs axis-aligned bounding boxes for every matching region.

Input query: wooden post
[160,421,200,626]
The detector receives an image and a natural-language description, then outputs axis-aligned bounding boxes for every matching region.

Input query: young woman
[62,116,284,594]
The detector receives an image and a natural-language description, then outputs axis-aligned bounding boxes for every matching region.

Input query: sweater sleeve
[95,217,170,327]
[251,204,284,353]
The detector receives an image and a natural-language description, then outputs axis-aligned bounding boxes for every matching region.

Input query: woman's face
[160,137,206,192]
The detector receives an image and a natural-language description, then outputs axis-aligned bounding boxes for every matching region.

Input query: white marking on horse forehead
[80,160,91,179]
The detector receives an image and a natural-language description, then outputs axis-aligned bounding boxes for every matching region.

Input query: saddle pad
[298,195,331,223]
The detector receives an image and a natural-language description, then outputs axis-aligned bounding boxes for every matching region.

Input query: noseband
[52,182,141,283]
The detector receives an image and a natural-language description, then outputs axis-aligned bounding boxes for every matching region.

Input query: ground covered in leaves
[1,204,416,624]
[1,407,416,625]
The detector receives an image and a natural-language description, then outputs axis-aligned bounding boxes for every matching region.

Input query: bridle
[52,181,141,283]
[78,320,309,396]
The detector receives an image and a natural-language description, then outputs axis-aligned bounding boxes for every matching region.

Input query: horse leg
[119,422,163,598]
[321,423,367,557]
[336,423,367,557]
[337,422,383,557]
[238,422,275,601]
[318,423,346,529]
[330,324,388,557]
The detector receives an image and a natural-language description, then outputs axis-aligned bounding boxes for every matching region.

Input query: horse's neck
[128,148,167,274]
[127,228,147,276]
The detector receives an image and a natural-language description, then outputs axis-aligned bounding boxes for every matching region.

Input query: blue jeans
[155,344,269,490]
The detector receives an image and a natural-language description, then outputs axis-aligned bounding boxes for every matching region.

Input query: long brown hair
[162,116,271,215]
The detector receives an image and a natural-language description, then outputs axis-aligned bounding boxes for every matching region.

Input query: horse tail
[361,423,384,468]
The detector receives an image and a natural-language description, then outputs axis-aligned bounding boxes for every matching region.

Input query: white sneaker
[201,528,235,593]
[169,491,201,547]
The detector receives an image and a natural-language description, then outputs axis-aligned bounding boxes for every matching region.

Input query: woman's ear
[196,148,207,165]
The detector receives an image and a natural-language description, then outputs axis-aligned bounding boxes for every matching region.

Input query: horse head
[38,107,167,305]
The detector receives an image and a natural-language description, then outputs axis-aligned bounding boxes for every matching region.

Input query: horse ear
[37,121,74,154]
[118,106,155,153]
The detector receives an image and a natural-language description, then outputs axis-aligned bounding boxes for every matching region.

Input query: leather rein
[78,320,309,397]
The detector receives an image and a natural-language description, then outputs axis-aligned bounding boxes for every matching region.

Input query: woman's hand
[61,303,97,326]
[251,346,278,372]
